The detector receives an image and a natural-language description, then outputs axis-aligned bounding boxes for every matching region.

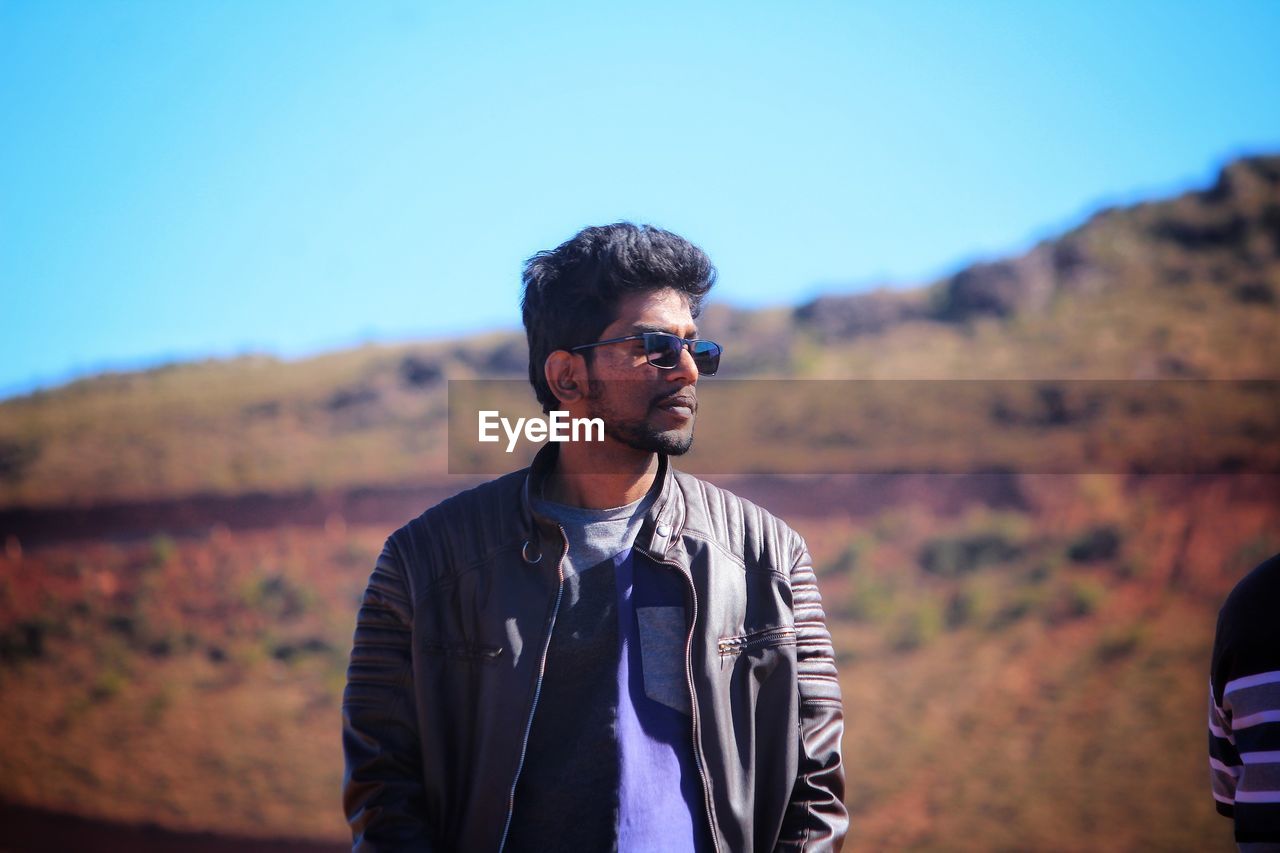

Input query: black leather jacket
[343,444,848,851]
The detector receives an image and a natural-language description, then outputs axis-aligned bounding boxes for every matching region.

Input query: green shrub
[106,613,139,639]
[1067,579,1107,616]
[846,574,896,624]
[988,587,1045,630]
[946,579,996,629]
[143,686,173,724]
[1228,536,1280,579]
[1114,558,1148,580]
[1026,557,1059,584]
[240,571,314,620]
[1044,578,1108,623]
[270,636,335,665]
[336,541,371,569]
[1095,624,1146,662]
[0,618,51,664]
[822,541,865,577]
[888,599,944,652]
[1066,525,1122,563]
[90,669,128,702]
[148,534,177,569]
[920,532,1022,577]
[146,634,179,657]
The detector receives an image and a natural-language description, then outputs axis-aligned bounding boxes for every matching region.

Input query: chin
[607,422,695,456]
[648,426,695,456]
[656,435,693,456]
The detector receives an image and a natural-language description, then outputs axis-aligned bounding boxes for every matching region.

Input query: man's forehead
[609,288,697,335]
[626,320,699,336]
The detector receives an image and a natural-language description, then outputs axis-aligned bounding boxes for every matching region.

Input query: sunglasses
[570,331,722,375]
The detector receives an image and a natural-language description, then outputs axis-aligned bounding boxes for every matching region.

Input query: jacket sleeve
[342,537,435,851]
[777,536,849,851]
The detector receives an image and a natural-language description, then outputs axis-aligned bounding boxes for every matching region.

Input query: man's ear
[544,350,585,407]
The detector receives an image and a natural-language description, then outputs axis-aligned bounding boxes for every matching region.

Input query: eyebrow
[629,323,700,338]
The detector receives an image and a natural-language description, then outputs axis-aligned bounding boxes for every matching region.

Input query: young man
[343,223,847,851]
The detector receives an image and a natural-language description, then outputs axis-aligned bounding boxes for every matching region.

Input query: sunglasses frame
[569,331,722,375]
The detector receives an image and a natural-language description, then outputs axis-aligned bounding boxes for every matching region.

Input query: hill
[0,154,1278,850]
[1,155,1277,508]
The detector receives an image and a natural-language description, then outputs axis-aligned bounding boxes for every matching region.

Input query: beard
[585,379,695,456]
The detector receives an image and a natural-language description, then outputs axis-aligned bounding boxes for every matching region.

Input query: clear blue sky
[3,1,1278,397]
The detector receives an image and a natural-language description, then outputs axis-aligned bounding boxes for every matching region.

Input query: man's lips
[654,393,697,417]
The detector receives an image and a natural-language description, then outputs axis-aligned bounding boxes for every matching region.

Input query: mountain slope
[1,155,1277,508]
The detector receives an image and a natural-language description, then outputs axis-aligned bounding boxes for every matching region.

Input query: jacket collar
[520,441,687,564]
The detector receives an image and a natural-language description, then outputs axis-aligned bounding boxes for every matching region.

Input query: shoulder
[672,469,806,572]
[1218,552,1280,641]
[1214,552,1280,693]
[1222,552,1280,618]
[385,468,529,596]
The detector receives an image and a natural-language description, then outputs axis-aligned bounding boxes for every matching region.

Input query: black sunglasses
[570,332,722,375]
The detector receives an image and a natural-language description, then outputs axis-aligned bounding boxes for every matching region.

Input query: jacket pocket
[717,625,796,656]
[638,606,691,715]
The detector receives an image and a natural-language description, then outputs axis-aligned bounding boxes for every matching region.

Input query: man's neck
[542,441,659,509]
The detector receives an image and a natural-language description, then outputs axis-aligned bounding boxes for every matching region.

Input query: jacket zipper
[654,553,723,853]
[498,526,568,852]
[717,626,797,655]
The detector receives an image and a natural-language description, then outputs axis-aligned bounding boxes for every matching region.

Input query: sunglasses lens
[644,334,684,368]
[691,341,721,375]
[643,334,721,374]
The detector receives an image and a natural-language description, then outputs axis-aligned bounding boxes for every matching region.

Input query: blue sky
[3,1,1278,398]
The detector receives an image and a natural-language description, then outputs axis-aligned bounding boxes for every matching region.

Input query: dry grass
[0,524,381,841]
[1,475,1275,849]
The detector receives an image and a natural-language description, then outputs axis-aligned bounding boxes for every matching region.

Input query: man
[343,223,847,851]
[1210,552,1280,849]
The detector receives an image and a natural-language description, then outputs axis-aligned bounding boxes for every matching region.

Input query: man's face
[581,287,701,456]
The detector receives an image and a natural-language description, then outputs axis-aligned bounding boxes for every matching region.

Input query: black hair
[521,222,716,412]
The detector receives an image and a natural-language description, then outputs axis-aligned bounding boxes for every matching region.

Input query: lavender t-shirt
[530,493,711,852]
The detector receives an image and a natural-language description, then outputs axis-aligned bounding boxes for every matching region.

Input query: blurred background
[2,1,1279,849]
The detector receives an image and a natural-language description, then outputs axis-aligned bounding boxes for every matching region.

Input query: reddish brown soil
[0,800,345,853]
[0,473,1031,548]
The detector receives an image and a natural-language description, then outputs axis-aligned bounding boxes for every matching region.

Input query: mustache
[583,381,697,411]
[651,389,697,410]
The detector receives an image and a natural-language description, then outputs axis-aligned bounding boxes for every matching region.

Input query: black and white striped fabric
[1210,553,1280,844]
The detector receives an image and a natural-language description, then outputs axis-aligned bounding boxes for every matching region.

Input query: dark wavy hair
[521,223,717,412]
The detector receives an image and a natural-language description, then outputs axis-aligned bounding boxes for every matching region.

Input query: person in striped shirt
[1210,552,1280,848]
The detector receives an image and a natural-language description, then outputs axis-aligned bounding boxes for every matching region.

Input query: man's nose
[668,344,699,384]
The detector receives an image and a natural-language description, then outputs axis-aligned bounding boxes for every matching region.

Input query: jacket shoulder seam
[389,469,530,599]
[673,470,802,568]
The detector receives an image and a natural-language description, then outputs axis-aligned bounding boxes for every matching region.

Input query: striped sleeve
[1210,681,1242,814]
[1212,670,1280,839]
